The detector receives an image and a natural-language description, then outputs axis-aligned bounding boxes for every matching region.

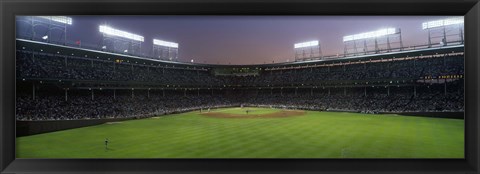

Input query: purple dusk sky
[17,16,459,65]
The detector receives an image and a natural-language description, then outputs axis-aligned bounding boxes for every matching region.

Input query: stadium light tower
[16,16,72,45]
[343,28,403,57]
[152,39,179,61]
[99,25,144,55]
[422,17,464,47]
[294,40,323,61]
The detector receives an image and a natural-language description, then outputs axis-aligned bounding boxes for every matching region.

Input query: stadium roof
[16,39,203,68]
[16,38,464,69]
[270,44,464,66]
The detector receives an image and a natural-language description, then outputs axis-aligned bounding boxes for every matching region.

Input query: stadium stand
[16,40,464,120]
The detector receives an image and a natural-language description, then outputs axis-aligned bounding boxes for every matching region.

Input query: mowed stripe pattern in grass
[16,109,464,158]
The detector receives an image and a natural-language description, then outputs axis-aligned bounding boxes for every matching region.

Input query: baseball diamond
[17,107,464,158]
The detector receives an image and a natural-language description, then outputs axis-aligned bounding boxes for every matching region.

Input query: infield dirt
[201,110,306,118]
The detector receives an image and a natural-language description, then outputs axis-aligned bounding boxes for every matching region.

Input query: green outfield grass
[16,108,464,158]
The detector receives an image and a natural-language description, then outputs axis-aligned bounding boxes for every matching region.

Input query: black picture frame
[1,0,479,173]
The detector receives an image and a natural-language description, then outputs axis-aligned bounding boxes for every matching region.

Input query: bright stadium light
[42,35,48,40]
[422,17,464,30]
[294,40,319,48]
[343,28,399,42]
[99,25,144,42]
[153,39,178,48]
[37,16,73,25]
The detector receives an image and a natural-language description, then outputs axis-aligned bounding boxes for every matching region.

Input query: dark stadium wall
[16,117,135,137]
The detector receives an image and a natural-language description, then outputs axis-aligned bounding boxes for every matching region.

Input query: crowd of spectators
[222,55,463,87]
[17,51,464,87]
[15,50,465,120]
[16,92,236,121]
[17,51,223,87]
[16,81,464,121]
[238,82,463,113]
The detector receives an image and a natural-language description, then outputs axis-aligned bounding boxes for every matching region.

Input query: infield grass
[16,108,464,158]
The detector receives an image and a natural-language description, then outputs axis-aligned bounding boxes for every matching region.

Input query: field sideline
[16,107,464,158]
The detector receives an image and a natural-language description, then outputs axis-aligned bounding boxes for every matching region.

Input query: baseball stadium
[15,16,464,158]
